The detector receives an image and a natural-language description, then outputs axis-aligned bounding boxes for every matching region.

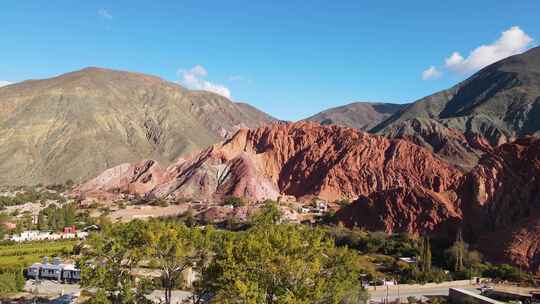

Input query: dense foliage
[327,225,419,257]
[198,224,366,304]
[37,203,77,231]
[324,224,528,284]
[0,267,25,294]
[80,221,155,304]
[80,206,370,304]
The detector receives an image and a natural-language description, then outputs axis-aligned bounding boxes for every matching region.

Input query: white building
[9,230,89,243]
[27,257,81,282]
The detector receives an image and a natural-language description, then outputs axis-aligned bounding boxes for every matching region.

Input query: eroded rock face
[74,160,165,200]
[78,122,463,202]
[336,187,461,236]
[380,118,493,171]
[77,123,540,273]
[335,136,540,274]
[459,137,540,273]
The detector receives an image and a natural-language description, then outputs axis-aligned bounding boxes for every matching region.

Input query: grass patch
[0,240,76,269]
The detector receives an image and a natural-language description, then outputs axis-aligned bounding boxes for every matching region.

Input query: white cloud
[178,65,231,99]
[445,26,534,74]
[421,66,442,80]
[0,81,12,87]
[98,9,113,20]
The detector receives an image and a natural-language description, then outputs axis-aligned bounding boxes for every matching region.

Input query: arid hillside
[0,67,274,185]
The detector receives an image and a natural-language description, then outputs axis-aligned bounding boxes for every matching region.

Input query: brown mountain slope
[77,122,463,202]
[0,67,274,185]
[380,118,493,170]
[373,46,540,146]
[305,102,406,130]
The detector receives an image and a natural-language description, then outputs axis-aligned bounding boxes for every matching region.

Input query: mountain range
[2,45,540,273]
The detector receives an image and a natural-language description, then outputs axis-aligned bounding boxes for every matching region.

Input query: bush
[407,296,418,304]
[482,263,526,282]
[326,226,419,257]
[224,196,246,207]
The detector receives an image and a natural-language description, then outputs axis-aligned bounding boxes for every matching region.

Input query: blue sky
[1,1,539,120]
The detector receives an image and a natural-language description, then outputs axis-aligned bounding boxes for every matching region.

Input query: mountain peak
[305,101,407,130]
[0,67,274,185]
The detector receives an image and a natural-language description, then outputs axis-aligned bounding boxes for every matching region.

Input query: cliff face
[459,137,540,273]
[0,67,274,185]
[336,136,540,273]
[78,122,463,202]
[336,187,462,236]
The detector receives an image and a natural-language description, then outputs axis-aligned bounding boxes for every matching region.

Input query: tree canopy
[198,223,367,304]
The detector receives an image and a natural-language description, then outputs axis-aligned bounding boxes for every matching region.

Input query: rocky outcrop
[458,137,540,273]
[380,118,493,170]
[77,123,540,273]
[78,122,463,202]
[336,136,540,273]
[336,187,461,236]
[74,160,165,200]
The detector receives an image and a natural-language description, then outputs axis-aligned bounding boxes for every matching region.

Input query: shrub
[0,268,25,294]
[407,296,418,304]
[224,196,246,207]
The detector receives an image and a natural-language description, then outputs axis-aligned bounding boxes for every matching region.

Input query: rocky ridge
[77,122,463,203]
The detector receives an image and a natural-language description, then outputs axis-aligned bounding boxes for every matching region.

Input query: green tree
[0,214,7,239]
[63,203,76,227]
[144,222,209,304]
[453,230,465,272]
[179,208,197,227]
[250,201,282,226]
[87,289,112,304]
[199,224,367,304]
[418,236,432,273]
[80,221,153,304]
[37,212,47,230]
[224,196,246,207]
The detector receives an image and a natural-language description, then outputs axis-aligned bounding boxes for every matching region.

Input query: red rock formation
[74,160,165,200]
[336,187,461,236]
[78,122,463,202]
[76,122,540,274]
[336,136,540,274]
[458,137,540,273]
